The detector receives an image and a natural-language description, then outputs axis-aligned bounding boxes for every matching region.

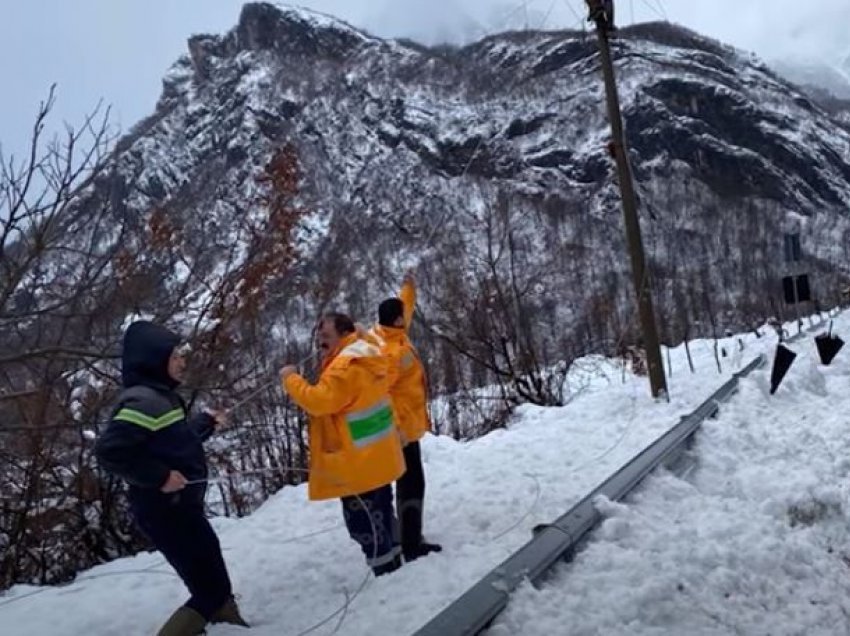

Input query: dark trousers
[396,441,426,554]
[132,498,232,620]
[341,485,400,568]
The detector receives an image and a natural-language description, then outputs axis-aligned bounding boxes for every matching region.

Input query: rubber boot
[403,541,443,563]
[211,596,250,627]
[372,554,403,577]
[157,606,207,636]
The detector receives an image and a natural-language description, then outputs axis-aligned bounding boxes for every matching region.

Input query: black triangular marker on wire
[769,344,797,395]
[815,321,844,366]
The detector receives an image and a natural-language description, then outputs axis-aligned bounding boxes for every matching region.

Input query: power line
[639,0,665,21]
[540,0,559,30]
[461,0,534,38]
[561,0,585,27]
[421,0,571,246]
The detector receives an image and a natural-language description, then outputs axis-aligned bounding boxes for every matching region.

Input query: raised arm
[399,269,416,332]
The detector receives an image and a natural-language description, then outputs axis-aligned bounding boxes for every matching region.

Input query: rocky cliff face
[78,3,850,370]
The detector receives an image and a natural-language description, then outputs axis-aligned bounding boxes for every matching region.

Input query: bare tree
[0,89,312,588]
[423,189,571,416]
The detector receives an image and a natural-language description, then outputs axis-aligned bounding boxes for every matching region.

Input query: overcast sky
[2,0,849,162]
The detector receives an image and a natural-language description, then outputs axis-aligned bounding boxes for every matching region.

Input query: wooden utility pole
[584,0,668,398]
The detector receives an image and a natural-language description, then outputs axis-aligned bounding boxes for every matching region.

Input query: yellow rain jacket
[368,280,431,444]
[283,333,405,501]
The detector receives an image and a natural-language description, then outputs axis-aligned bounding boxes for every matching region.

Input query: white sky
[1,0,848,162]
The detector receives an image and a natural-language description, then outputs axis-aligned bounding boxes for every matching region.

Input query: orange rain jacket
[283,333,405,500]
[368,280,431,445]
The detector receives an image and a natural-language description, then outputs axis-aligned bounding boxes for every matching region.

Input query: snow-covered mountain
[89,2,850,364]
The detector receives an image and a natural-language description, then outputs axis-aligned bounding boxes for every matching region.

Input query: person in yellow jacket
[370,270,443,562]
[281,312,406,576]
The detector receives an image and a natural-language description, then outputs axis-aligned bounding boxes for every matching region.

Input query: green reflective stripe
[352,425,394,449]
[346,402,393,445]
[114,408,184,431]
[347,400,391,423]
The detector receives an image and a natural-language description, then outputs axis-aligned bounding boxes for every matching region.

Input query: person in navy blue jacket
[96,321,248,636]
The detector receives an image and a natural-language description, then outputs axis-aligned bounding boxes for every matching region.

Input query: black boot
[403,541,443,563]
[211,596,250,627]
[372,554,403,577]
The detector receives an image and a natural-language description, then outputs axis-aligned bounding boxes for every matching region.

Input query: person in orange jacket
[370,270,443,562]
[281,312,406,576]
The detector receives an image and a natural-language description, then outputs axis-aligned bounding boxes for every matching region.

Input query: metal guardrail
[414,354,768,636]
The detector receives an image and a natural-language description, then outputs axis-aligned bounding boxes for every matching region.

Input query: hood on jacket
[325,333,388,380]
[121,321,181,389]
[371,324,406,345]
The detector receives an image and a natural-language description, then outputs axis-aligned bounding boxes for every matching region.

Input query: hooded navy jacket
[95,321,215,506]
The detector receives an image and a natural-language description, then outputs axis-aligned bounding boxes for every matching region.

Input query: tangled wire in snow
[0,465,376,636]
[191,466,375,636]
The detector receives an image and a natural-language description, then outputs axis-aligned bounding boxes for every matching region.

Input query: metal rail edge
[414,354,767,636]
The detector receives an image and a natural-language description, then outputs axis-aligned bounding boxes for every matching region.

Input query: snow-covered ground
[0,316,836,635]
[491,311,850,636]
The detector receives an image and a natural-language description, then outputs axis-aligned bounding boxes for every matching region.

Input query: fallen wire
[480,472,543,544]
[468,347,641,548]
[227,350,319,413]
[0,351,316,435]
[569,373,640,475]
[0,566,178,609]
[188,465,375,636]
[0,465,378,636]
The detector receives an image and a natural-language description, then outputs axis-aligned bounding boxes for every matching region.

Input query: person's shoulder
[116,385,178,418]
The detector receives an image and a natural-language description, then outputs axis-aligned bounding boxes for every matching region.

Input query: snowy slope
[492,311,850,636]
[0,322,809,635]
